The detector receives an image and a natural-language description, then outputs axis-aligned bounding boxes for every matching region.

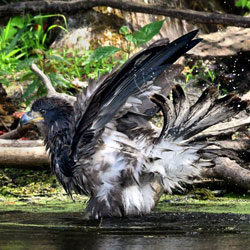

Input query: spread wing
[69,30,201,162]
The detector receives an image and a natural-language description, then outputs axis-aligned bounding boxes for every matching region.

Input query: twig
[0,123,33,139]
[30,63,76,103]
[0,117,10,132]
[30,63,57,97]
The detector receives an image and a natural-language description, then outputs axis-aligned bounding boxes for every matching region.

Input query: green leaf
[4,48,22,58]
[0,78,10,87]
[1,26,27,55]
[48,72,71,88]
[0,18,17,42]
[16,57,39,70]
[86,46,120,63]
[247,1,250,9]
[131,19,165,46]
[242,0,247,7]
[235,0,242,7]
[46,54,71,65]
[42,25,67,45]
[119,26,131,35]
[23,80,40,100]
[34,14,68,31]
[10,16,25,29]
[125,34,134,42]
[20,72,33,81]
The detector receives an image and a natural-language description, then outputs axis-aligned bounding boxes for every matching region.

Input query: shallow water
[1,227,250,250]
[0,211,250,250]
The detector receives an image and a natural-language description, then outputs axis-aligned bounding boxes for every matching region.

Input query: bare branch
[30,63,76,103]
[0,124,33,139]
[1,0,250,28]
[30,63,57,97]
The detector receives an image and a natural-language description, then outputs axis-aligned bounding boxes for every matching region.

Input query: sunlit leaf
[4,48,22,58]
[1,18,18,42]
[86,46,121,64]
[119,26,131,35]
[235,0,242,7]
[1,26,27,55]
[131,19,165,46]
[242,0,247,7]
[125,34,134,42]
[34,14,68,31]
[10,16,25,29]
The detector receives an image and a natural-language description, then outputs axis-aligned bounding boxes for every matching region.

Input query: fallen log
[203,157,250,190]
[0,139,49,168]
[1,0,250,28]
[0,139,44,147]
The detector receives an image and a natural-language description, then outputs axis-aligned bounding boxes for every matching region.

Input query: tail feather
[172,84,190,128]
[152,84,249,141]
[183,87,218,130]
[182,94,248,139]
[150,84,249,192]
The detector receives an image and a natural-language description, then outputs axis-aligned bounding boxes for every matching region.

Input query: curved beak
[20,111,44,127]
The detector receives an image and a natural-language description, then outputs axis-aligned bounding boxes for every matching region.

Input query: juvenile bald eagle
[20,30,249,219]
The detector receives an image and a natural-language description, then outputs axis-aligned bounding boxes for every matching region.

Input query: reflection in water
[0,226,250,250]
[1,211,250,250]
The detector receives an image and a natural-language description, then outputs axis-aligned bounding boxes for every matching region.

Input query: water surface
[0,211,249,250]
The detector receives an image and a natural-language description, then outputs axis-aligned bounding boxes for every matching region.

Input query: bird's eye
[40,109,46,115]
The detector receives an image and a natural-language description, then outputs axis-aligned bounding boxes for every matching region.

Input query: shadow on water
[0,211,250,250]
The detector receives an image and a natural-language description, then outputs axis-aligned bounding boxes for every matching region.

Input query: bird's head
[20,97,73,129]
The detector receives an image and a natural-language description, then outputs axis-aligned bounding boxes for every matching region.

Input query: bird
[20,30,249,219]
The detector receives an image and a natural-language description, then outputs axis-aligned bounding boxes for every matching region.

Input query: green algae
[156,193,250,214]
[1,192,249,215]
[0,168,250,215]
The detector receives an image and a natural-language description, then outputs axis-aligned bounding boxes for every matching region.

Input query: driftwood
[0,139,44,147]
[204,157,250,190]
[0,139,49,168]
[1,0,250,28]
[30,64,76,103]
[0,123,33,140]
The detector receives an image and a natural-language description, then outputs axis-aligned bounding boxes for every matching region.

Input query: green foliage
[85,46,121,64]
[129,19,165,46]
[1,16,164,106]
[0,14,68,86]
[235,0,250,15]
[183,60,218,85]
[235,0,250,9]
[120,19,165,47]
[17,48,122,105]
